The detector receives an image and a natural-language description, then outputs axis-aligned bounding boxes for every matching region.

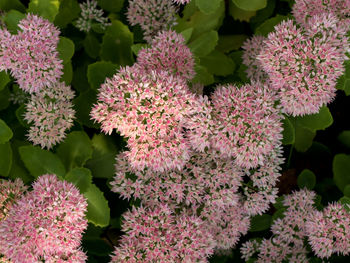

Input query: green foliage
[0,87,10,111]
[195,0,222,15]
[217,35,248,53]
[336,60,350,95]
[282,116,295,145]
[344,185,350,197]
[4,10,25,33]
[297,169,316,190]
[232,0,267,11]
[84,33,101,59]
[28,0,60,22]
[100,20,133,66]
[0,0,26,12]
[74,89,99,128]
[0,71,10,91]
[97,0,124,13]
[65,167,93,193]
[200,50,235,76]
[54,0,80,28]
[57,131,93,171]
[229,1,256,22]
[84,184,110,227]
[193,64,215,85]
[338,130,350,148]
[188,30,218,57]
[0,142,12,177]
[87,62,118,90]
[333,154,350,193]
[255,15,288,36]
[57,37,75,63]
[0,119,13,144]
[19,145,66,178]
[249,214,272,232]
[8,140,33,184]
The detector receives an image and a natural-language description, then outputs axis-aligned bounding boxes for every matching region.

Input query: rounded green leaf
[0,0,26,12]
[229,1,256,22]
[83,33,101,59]
[54,0,80,28]
[282,116,295,145]
[100,20,133,66]
[195,0,222,15]
[73,89,99,128]
[4,10,25,33]
[57,131,93,171]
[339,196,350,212]
[0,71,10,91]
[249,214,272,232]
[28,0,60,22]
[255,15,288,36]
[333,154,350,193]
[87,62,118,90]
[188,30,218,57]
[338,130,350,148]
[200,50,235,76]
[193,64,214,85]
[19,145,66,178]
[84,184,110,227]
[233,0,267,11]
[217,34,248,53]
[297,169,316,190]
[65,167,93,193]
[57,37,75,63]
[61,61,73,84]
[294,106,333,132]
[97,0,124,12]
[8,140,33,184]
[344,185,350,198]
[0,142,12,177]
[0,119,13,144]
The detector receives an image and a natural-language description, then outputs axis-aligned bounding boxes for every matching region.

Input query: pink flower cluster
[172,0,191,4]
[111,205,215,263]
[24,82,76,149]
[0,14,63,93]
[127,0,178,42]
[0,174,88,263]
[241,189,350,261]
[76,0,111,32]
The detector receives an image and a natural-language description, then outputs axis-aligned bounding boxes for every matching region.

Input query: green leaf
[97,0,124,12]
[232,0,267,11]
[28,0,60,22]
[297,169,316,190]
[217,35,248,53]
[84,33,101,59]
[293,107,333,132]
[255,15,288,36]
[338,130,350,148]
[0,119,13,144]
[192,64,214,85]
[100,20,133,66]
[195,0,222,15]
[54,0,80,28]
[333,154,350,193]
[57,37,75,63]
[19,145,66,178]
[0,142,12,177]
[339,196,350,212]
[61,61,73,84]
[188,30,218,57]
[84,184,110,227]
[73,89,99,128]
[85,134,118,179]
[293,124,316,152]
[87,62,118,90]
[0,87,10,111]
[8,140,33,184]
[200,50,235,76]
[282,116,295,145]
[344,185,350,198]
[4,10,25,33]
[0,0,26,12]
[57,131,93,171]
[180,28,194,44]
[249,214,272,232]
[65,167,93,193]
[0,71,10,91]
[131,43,148,56]
[250,0,276,29]
[229,2,256,22]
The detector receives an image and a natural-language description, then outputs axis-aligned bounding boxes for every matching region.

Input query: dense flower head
[137,30,195,80]
[75,0,111,32]
[258,15,348,116]
[111,205,215,263]
[0,28,15,72]
[0,174,88,263]
[91,66,201,172]
[111,150,243,208]
[0,178,27,221]
[127,0,177,42]
[306,202,350,258]
[210,82,283,169]
[25,82,75,149]
[242,35,269,82]
[9,14,63,93]
[292,0,350,26]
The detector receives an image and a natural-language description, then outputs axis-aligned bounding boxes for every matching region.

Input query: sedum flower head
[76,0,111,32]
[0,28,15,72]
[258,15,348,116]
[210,82,283,169]
[0,174,88,263]
[91,66,199,172]
[10,14,63,93]
[137,30,195,81]
[306,202,350,258]
[24,82,76,149]
[127,0,177,42]
[111,205,215,263]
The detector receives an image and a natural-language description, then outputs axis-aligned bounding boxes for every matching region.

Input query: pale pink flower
[240,240,260,261]
[258,15,348,116]
[110,205,215,263]
[0,178,27,221]
[0,174,88,263]
[76,0,111,32]
[91,66,199,172]
[10,14,63,93]
[127,0,177,42]
[24,82,75,149]
[292,0,350,27]
[210,82,283,169]
[0,28,15,72]
[306,202,350,258]
[242,35,269,82]
[137,30,195,80]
